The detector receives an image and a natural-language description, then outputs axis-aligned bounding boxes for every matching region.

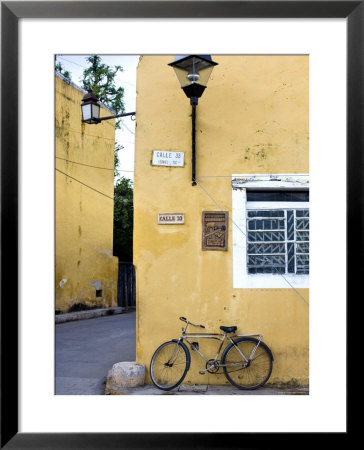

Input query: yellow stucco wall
[55,74,118,313]
[134,55,309,386]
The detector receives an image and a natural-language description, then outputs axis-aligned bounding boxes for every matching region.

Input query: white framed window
[232,174,309,289]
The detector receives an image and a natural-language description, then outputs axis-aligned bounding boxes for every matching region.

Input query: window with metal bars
[246,191,309,275]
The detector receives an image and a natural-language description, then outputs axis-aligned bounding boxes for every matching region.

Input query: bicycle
[150,316,274,391]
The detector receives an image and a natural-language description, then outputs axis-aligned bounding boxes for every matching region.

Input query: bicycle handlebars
[179,316,205,328]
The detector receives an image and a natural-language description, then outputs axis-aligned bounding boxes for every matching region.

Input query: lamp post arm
[98,111,136,122]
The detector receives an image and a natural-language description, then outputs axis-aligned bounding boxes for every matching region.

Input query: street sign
[158,214,185,224]
[152,151,184,167]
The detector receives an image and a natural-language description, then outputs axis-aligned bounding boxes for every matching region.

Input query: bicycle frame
[177,319,263,372]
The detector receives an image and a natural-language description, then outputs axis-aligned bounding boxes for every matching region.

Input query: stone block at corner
[105,362,145,395]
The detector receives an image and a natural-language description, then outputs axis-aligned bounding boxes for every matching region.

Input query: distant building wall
[55,74,118,313]
[134,55,309,386]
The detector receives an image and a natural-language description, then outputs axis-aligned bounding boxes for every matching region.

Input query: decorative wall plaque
[202,211,228,251]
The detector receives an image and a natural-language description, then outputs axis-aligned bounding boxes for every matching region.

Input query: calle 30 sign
[158,214,185,224]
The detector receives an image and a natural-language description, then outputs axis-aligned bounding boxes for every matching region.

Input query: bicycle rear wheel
[221,337,273,390]
[150,340,190,391]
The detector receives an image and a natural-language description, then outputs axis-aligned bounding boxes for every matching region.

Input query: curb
[55,307,124,324]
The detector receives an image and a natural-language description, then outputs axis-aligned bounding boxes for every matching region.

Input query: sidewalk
[105,383,309,395]
[55,306,124,324]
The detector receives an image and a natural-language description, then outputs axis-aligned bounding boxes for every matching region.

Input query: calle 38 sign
[152,150,184,167]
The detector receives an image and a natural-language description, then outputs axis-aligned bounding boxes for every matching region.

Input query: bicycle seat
[220,326,237,333]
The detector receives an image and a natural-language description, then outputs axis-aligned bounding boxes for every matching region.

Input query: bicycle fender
[172,339,191,371]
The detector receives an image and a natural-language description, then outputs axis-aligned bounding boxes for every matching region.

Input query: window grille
[246,208,309,275]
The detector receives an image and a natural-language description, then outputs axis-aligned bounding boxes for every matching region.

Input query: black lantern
[168,55,218,105]
[169,55,218,186]
[81,89,136,124]
[81,89,101,124]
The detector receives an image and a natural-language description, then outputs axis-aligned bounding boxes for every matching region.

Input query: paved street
[56,310,136,395]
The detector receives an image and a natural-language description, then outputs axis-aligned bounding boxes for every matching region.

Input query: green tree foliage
[55,60,72,81]
[113,177,134,261]
[81,55,125,129]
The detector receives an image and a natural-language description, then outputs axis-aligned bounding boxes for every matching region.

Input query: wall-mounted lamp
[81,89,135,124]
[168,55,218,186]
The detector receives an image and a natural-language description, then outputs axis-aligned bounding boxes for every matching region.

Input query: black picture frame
[1,1,354,448]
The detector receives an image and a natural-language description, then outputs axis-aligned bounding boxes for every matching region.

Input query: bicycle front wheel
[221,337,273,390]
[150,340,190,391]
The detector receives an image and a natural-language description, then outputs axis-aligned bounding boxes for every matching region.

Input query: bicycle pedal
[199,371,205,375]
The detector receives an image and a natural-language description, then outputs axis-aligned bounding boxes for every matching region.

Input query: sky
[55,54,140,183]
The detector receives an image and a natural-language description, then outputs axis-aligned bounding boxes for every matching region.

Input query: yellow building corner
[55,73,118,313]
[134,55,309,387]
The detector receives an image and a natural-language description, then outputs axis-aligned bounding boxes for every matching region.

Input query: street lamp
[81,89,135,124]
[168,55,218,185]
